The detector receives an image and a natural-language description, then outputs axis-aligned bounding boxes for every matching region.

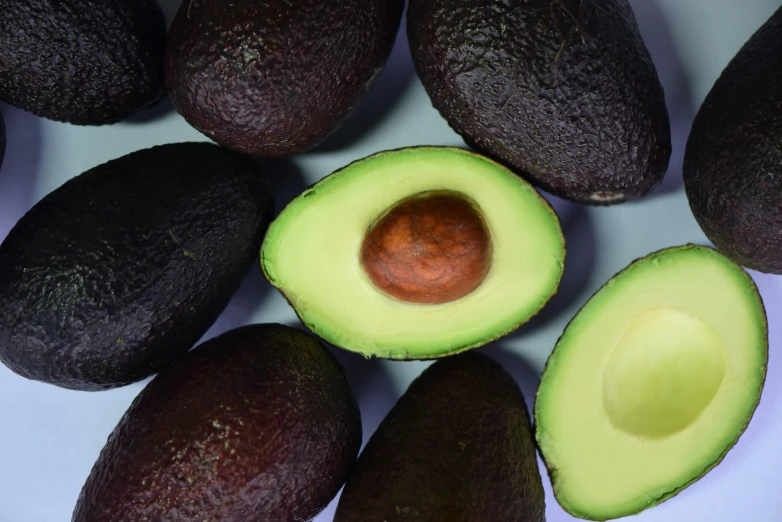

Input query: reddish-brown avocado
[72,324,362,522]
[334,352,545,522]
[165,0,405,157]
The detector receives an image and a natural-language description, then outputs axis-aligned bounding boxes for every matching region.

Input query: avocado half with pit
[261,147,565,359]
[536,244,767,520]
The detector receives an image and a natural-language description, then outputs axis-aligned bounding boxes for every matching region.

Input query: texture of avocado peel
[684,5,782,273]
[73,324,362,521]
[165,0,405,156]
[407,0,672,204]
[334,352,545,522]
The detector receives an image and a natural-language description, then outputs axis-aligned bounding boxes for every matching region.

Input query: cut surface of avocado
[535,245,767,520]
[261,147,564,359]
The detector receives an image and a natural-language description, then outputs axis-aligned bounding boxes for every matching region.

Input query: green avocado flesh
[261,147,565,359]
[535,245,767,520]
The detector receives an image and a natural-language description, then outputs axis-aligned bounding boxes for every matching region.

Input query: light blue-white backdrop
[1,1,780,520]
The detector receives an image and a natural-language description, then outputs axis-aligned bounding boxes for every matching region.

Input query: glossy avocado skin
[334,352,545,522]
[165,0,404,157]
[0,143,274,390]
[0,0,166,125]
[684,6,782,274]
[408,0,671,204]
[73,324,362,522]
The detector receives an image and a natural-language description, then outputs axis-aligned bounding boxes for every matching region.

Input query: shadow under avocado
[629,0,696,198]
[510,202,597,339]
[200,266,273,342]
[327,347,400,447]
[0,106,42,241]
[255,156,310,210]
[479,343,542,415]
[285,319,401,447]
[311,16,417,153]
[156,0,183,28]
[126,0,182,124]
[200,157,306,342]
[124,97,176,125]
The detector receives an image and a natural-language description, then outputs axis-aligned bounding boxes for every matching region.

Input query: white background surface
[1,1,781,520]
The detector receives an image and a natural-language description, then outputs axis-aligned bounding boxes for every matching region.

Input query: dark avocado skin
[408,0,671,205]
[165,0,404,157]
[0,143,274,390]
[684,6,782,274]
[0,0,166,125]
[73,324,362,522]
[334,352,545,522]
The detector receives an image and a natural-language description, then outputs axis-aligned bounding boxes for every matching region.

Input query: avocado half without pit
[536,244,767,520]
[261,147,565,359]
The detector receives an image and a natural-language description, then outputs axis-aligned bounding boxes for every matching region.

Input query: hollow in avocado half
[536,244,767,520]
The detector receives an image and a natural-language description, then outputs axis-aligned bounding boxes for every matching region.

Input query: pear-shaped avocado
[73,324,362,522]
[165,0,404,157]
[334,352,545,522]
[684,6,782,274]
[0,0,166,124]
[0,143,274,390]
[536,245,767,520]
[407,0,671,204]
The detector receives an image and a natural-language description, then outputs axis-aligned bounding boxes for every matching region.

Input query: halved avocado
[535,244,768,520]
[261,147,565,359]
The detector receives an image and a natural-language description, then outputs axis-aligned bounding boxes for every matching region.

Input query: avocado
[407,0,671,204]
[334,352,544,522]
[73,324,362,522]
[165,0,404,157]
[684,6,782,274]
[535,245,767,520]
[0,0,166,125]
[261,147,564,359]
[0,143,274,391]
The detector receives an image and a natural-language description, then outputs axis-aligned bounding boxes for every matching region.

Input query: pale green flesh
[261,147,564,358]
[535,245,767,520]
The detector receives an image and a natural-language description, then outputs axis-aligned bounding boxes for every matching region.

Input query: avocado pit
[360,191,492,304]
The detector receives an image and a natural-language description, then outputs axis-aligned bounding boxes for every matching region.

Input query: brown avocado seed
[360,191,493,304]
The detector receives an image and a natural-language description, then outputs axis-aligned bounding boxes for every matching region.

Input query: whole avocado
[0,143,274,390]
[684,6,782,273]
[407,0,671,204]
[73,324,362,522]
[334,352,545,522]
[0,0,166,125]
[165,0,404,157]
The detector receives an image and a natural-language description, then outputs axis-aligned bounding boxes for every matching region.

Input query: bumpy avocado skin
[684,7,782,274]
[0,0,166,125]
[73,324,362,522]
[0,143,274,390]
[165,0,404,157]
[334,352,545,522]
[408,0,671,204]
